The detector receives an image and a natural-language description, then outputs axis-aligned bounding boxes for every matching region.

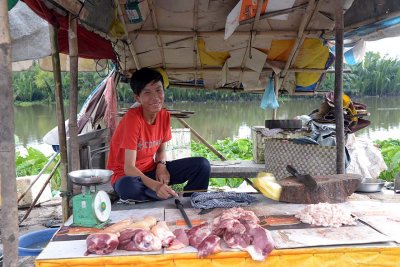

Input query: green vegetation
[13,62,106,104]
[374,139,400,181]
[192,138,253,161]
[320,52,400,96]
[13,62,261,104]
[15,138,400,192]
[12,52,400,106]
[165,88,260,102]
[15,138,252,193]
[16,147,61,193]
[191,138,253,188]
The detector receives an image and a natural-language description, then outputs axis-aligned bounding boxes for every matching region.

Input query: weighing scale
[68,169,113,228]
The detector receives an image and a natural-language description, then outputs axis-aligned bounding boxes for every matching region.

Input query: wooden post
[49,25,71,220]
[116,1,141,69]
[176,118,227,161]
[334,0,345,174]
[68,14,80,172]
[0,0,19,264]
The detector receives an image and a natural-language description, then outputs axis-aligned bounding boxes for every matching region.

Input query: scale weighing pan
[68,169,113,185]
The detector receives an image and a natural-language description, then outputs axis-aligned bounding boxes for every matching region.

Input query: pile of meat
[85,207,275,261]
[295,203,357,228]
[85,216,188,256]
[190,207,275,261]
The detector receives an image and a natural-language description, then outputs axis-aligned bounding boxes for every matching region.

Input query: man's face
[135,80,164,114]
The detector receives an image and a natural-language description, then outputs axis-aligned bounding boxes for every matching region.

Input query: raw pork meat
[223,231,251,249]
[295,203,357,227]
[212,208,275,261]
[213,207,259,227]
[245,226,275,261]
[167,228,189,250]
[187,222,212,248]
[212,218,246,236]
[151,221,175,247]
[197,235,222,258]
[118,228,161,251]
[118,229,141,251]
[85,233,119,255]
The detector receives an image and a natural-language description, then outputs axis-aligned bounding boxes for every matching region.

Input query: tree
[320,52,400,96]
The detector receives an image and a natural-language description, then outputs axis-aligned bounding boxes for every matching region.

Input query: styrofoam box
[16,174,53,208]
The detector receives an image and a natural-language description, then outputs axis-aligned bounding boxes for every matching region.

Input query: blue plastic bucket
[18,228,59,256]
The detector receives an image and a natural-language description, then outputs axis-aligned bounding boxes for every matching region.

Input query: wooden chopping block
[279,174,361,204]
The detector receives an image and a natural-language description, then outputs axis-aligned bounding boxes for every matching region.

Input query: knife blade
[198,208,214,215]
[175,198,192,228]
[286,165,318,190]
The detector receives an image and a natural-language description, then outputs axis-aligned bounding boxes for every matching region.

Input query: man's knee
[196,157,211,173]
[114,176,143,199]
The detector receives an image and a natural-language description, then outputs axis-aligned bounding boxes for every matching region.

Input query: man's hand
[155,183,178,199]
[156,164,170,185]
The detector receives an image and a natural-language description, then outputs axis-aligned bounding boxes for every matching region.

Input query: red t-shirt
[107,106,172,185]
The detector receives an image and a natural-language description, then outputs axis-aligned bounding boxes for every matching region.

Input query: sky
[365,36,400,59]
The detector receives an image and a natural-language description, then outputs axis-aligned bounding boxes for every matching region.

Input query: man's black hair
[130,68,164,95]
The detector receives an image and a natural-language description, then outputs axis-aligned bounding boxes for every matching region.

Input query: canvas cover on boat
[9,1,51,62]
[22,0,116,60]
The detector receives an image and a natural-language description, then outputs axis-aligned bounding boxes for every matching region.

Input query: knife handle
[286,165,299,177]
[175,199,192,228]
[175,198,183,208]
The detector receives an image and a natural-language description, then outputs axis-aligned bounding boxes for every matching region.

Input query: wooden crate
[251,126,308,164]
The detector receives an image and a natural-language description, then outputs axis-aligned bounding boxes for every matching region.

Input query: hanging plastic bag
[260,77,279,110]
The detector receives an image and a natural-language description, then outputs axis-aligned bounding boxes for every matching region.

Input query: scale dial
[93,190,111,222]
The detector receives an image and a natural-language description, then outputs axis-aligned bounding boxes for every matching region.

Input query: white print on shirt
[137,139,162,151]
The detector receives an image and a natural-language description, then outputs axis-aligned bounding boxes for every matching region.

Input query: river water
[14,96,400,150]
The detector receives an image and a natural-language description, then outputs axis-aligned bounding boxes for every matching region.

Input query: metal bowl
[68,169,113,185]
[356,178,385,193]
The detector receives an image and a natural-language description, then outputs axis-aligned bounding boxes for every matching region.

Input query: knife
[243,177,263,194]
[175,199,192,228]
[286,165,318,190]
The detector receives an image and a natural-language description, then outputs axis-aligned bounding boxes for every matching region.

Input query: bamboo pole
[192,0,199,87]
[176,118,227,161]
[252,0,264,30]
[0,0,19,264]
[68,13,80,172]
[280,0,317,78]
[280,0,325,91]
[166,67,336,74]
[116,1,141,69]
[137,29,320,38]
[334,0,345,174]
[147,0,166,69]
[49,25,71,221]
